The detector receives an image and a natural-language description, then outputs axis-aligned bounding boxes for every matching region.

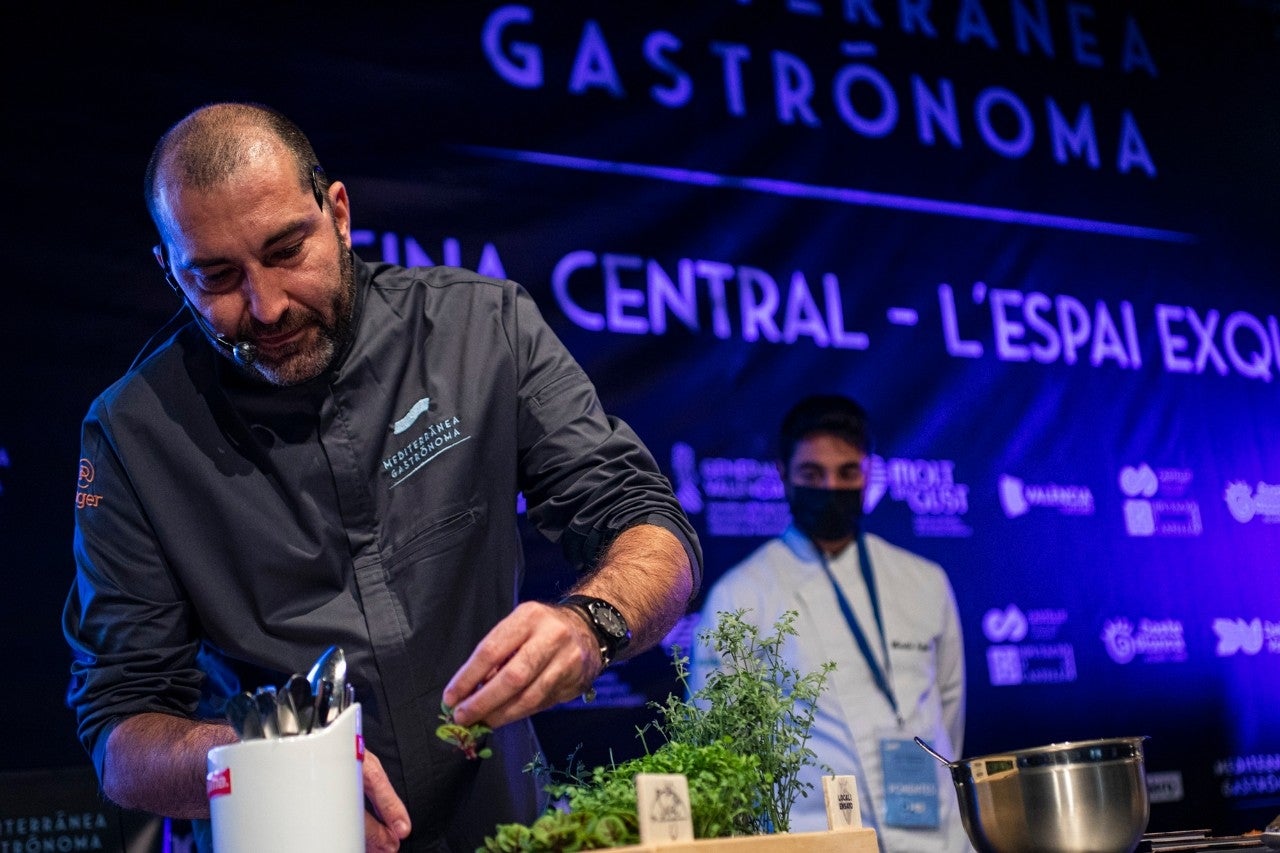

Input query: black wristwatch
[558,595,632,667]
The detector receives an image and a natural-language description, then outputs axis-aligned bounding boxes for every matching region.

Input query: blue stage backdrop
[4,0,1277,841]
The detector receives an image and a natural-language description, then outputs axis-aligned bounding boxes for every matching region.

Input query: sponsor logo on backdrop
[1212,617,1280,656]
[1100,618,1187,664]
[1214,753,1280,800]
[1223,480,1280,524]
[671,442,704,514]
[998,474,1095,519]
[867,455,972,538]
[982,604,1076,686]
[1117,463,1202,537]
[1145,771,1185,805]
[670,444,971,539]
[983,605,1028,643]
[670,442,788,537]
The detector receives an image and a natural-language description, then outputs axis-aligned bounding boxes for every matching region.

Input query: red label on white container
[207,767,232,799]
[356,734,365,761]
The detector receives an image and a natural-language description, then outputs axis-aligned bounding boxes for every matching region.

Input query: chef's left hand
[443,601,601,729]
[363,748,411,852]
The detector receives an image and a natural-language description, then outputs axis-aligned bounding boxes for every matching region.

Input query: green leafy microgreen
[435,701,493,760]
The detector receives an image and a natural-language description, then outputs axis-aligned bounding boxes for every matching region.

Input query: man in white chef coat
[689,393,970,852]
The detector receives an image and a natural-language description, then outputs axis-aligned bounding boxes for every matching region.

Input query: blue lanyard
[816,534,902,726]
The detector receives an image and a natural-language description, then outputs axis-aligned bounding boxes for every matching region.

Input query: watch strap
[558,594,631,667]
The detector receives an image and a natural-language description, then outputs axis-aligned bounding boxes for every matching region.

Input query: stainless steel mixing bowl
[925,736,1149,853]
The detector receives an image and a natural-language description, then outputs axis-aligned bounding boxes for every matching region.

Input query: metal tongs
[224,645,354,740]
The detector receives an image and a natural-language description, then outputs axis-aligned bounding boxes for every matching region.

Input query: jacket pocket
[383,502,482,572]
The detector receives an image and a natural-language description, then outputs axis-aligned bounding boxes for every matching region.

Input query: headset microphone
[186,306,259,365]
[172,292,258,365]
[197,312,259,366]
[230,340,258,367]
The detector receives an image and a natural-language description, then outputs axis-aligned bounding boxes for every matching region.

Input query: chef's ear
[152,243,182,294]
[327,181,352,249]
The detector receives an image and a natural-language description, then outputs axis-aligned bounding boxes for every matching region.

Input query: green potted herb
[649,608,835,836]
[449,609,835,852]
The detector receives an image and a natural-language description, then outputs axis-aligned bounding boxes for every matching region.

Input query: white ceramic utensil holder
[206,702,364,853]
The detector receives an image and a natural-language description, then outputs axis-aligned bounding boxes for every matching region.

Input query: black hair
[778,393,873,464]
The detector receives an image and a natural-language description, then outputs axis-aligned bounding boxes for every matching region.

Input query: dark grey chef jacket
[63,255,703,852]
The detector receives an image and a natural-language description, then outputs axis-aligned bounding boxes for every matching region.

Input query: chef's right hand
[443,600,602,730]
[363,749,411,852]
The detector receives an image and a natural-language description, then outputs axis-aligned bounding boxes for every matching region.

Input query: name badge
[880,737,940,828]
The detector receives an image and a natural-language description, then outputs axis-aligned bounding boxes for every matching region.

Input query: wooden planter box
[619,828,879,852]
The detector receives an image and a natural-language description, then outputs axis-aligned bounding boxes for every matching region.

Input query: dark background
[4,2,1278,846]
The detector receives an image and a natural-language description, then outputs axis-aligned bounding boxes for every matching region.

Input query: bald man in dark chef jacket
[63,101,701,853]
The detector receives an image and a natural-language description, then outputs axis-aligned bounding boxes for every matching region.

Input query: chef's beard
[244,222,357,387]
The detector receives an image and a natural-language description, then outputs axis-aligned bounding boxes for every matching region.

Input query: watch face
[588,601,627,639]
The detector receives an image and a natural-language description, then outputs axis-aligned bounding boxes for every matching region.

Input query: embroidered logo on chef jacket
[391,396,432,434]
[382,412,469,487]
[74,457,103,509]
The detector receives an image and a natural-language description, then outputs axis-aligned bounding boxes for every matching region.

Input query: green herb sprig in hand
[436,702,493,760]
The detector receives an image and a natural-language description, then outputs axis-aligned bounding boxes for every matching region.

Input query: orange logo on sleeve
[76,458,102,509]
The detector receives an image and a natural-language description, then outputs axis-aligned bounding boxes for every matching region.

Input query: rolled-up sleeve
[507,283,702,596]
[63,405,207,781]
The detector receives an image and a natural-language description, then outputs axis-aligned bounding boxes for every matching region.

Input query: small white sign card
[822,774,864,831]
[635,772,695,844]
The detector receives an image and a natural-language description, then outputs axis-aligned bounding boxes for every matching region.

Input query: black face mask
[788,485,864,543]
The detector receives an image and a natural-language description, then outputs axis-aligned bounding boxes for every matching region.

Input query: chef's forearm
[103,712,238,819]
[574,522,694,658]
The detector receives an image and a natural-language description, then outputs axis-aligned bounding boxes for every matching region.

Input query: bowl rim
[954,735,1148,770]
